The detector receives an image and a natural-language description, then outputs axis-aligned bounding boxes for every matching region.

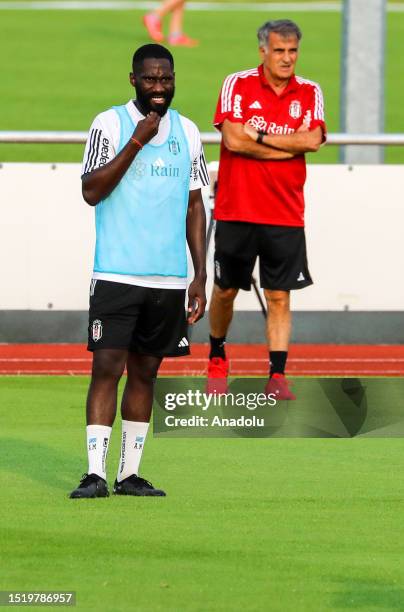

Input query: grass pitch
[0,7,403,163]
[2,376,404,611]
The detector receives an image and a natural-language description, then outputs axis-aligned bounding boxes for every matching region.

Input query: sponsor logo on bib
[129,159,147,181]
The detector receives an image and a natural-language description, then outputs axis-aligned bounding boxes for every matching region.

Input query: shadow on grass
[0,437,83,492]
[331,577,404,609]
[319,378,367,437]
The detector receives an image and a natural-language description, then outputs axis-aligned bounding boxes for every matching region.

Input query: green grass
[0,0,346,4]
[0,9,403,163]
[2,376,404,611]
[0,0,337,3]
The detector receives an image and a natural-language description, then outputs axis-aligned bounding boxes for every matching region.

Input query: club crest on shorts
[289,100,302,119]
[92,319,103,342]
[215,259,221,279]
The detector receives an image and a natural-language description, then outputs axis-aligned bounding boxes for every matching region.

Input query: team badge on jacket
[92,319,103,342]
[289,100,302,119]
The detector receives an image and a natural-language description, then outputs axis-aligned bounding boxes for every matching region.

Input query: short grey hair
[257,19,302,48]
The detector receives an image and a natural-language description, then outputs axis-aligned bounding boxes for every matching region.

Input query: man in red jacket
[207,19,326,399]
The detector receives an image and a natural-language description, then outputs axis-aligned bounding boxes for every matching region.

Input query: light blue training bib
[94,105,191,277]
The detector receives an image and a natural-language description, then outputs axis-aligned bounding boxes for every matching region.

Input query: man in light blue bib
[70,44,208,499]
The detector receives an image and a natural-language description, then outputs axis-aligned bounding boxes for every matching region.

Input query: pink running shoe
[206,357,229,394]
[142,13,164,43]
[265,373,296,401]
[168,33,199,47]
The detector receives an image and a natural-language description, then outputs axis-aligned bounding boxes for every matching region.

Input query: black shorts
[214,221,313,291]
[87,280,190,357]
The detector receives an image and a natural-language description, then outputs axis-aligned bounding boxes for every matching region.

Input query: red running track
[0,344,404,376]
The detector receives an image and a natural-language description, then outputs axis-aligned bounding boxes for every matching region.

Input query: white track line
[1,369,403,375]
[2,357,404,363]
[0,369,92,374]
[0,358,91,362]
[169,358,404,363]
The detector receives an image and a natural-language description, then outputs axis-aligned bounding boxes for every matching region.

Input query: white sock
[117,420,149,482]
[86,424,112,480]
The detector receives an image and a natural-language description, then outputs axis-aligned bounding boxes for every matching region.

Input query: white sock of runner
[86,424,112,480]
[117,420,149,482]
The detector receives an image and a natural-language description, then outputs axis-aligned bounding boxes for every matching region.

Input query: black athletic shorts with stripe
[87,280,190,357]
[213,221,313,291]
